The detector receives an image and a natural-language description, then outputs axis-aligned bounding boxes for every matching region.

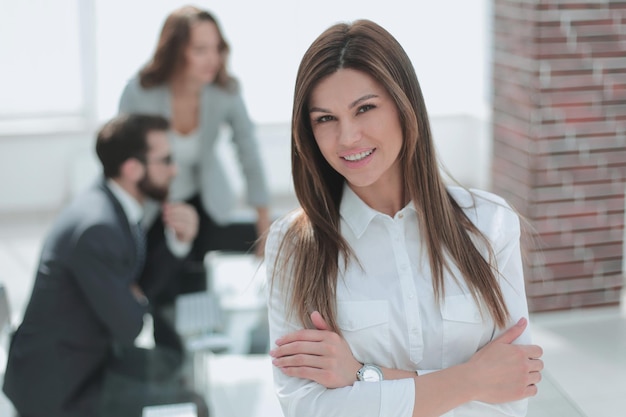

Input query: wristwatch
[356,363,384,382]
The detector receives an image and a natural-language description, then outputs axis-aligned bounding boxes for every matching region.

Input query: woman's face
[182,20,222,84]
[308,68,403,196]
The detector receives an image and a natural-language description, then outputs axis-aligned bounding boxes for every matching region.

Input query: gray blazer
[119,76,270,224]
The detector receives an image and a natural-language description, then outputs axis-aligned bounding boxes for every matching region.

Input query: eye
[357,104,375,114]
[192,46,211,54]
[314,115,335,124]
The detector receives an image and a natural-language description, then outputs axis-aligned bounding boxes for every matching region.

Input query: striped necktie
[131,221,146,280]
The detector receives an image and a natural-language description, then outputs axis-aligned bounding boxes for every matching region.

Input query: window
[0,0,94,131]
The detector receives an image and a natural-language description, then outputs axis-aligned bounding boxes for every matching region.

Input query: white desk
[207,354,282,417]
[205,253,268,354]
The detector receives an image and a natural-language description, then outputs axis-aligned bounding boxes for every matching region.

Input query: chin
[345,178,378,190]
[201,73,217,83]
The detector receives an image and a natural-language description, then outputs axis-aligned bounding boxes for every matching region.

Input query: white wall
[0,132,94,212]
[95,0,490,124]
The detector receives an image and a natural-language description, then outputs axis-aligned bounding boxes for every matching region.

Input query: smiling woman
[309,69,404,212]
[266,19,543,417]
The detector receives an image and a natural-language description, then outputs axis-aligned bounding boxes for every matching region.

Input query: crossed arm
[270,311,543,417]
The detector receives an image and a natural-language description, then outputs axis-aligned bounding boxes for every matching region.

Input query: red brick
[534,135,626,154]
[524,256,591,277]
[494,0,625,312]
[541,73,604,91]
[527,273,624,297]
[532,181,626,203]
[536,225,622,246]
[544,89,603,107]
[528,287,621,311]
[529,195,624,219]
[533,212,624,233]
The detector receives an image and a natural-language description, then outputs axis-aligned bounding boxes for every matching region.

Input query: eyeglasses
[145,154,174,166]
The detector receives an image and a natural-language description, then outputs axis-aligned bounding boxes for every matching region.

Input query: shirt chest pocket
[336,300,390,363]
[441,294,486,368]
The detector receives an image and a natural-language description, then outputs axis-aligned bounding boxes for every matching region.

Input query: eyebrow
[309,93,379,114]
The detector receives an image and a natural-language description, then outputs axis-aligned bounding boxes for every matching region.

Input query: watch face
[360,365,382,382]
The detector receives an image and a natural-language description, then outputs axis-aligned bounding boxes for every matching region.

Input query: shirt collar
[106,179,144,225]
[340,184,380,239]
[340,183,418,239]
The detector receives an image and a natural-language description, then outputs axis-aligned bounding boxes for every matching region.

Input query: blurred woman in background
[119,4,270,347]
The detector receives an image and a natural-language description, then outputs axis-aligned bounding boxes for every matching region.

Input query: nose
[338,119,361,147]
[206,48,221,66]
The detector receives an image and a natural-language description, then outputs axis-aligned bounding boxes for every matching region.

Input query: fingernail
[517,317,527,326]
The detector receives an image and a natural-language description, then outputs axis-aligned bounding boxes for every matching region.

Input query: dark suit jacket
[3,180,148,417]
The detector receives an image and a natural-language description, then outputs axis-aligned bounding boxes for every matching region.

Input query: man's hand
[162,202,199,243]
[270,311,362,388]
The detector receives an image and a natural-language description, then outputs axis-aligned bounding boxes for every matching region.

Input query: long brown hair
[273,20,510,332]
[139,5,232,89]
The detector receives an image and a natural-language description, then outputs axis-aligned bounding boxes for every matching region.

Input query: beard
[138,174,169,202]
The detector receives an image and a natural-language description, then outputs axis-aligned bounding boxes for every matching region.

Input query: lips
[341,149,374,162]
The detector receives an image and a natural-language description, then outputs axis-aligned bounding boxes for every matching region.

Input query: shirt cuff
[165,227,192,258]
[417,369,437,375]
[379,378,415,417]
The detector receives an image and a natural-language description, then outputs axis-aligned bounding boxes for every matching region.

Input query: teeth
[343,150,373,161]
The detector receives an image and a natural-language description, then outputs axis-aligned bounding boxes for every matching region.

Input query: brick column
[492,0,626,311]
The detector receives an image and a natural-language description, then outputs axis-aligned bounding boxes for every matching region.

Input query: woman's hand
[270,311,362,388]
[466,317,544,403]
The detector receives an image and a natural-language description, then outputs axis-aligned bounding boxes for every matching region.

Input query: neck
[352,184,406,217]
[349,167,407,216]
[111,177,144,205]
[170,74,203,97]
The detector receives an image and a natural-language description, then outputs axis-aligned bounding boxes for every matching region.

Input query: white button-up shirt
[266,185,531,417]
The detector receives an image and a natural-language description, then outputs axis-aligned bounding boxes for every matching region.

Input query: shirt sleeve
[118,77,144,114]
[428,201,530,417]
[265,216,415,417]
[226,89,270,208]
[118,80,135,113]
[492,202,532,345]
[164,227,192,258]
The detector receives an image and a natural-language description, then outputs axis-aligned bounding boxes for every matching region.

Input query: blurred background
[1,1,625,416]
[0,0,493,215]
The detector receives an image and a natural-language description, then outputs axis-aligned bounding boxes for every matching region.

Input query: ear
[119,158,145,183]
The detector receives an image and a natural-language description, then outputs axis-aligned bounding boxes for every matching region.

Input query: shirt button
[398,213,404,219]
[408,293,414,299]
